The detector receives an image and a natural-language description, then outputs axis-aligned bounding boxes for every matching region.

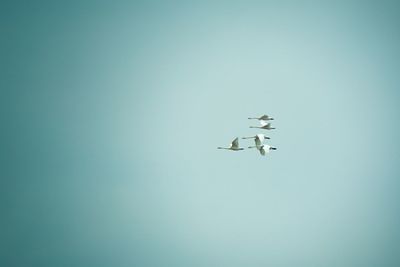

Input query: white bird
[242,134,270,149]
[248,114,274,121]
[217,137,244,151]
[250,120,275,130]
[248,144,277,156]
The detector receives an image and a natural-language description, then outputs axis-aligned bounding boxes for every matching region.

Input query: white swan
[248,114,274,121]
[250,120,275,130]
[248,144,277,156]
[217,137,244,151]
[242,134,270,149]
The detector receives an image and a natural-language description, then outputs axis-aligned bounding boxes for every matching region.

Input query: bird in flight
[242,134,270,149]
[248,114,274,121]
[248,144,277,156]
[218,114,277,156]
[250,120,276,130]
[217,137,244,151]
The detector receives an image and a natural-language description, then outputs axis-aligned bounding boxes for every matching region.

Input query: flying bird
[250,120,276,130]
[248,114,274,121]
[217,137,244,151]
[242,134,270,149]
[248,144,277,156]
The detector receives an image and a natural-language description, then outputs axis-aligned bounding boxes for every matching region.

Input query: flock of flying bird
[217,114,277,156]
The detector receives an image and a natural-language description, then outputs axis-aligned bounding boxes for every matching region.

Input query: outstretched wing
[255,137,262,149]
[259,120,268,126]
[264,144,271,152]
[259,147,266,156]
[231,137,239,149]
[259,115,270,120]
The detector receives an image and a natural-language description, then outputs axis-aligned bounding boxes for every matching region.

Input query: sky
[1,1,400,266]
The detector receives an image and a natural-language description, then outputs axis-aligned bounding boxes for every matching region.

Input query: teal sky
[2,1,400,266]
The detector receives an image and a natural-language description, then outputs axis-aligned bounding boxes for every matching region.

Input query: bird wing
[256,134,264,142]
[259,115,269,120]
[255,138,262,149]
[259,120,268,126]
[260,147,266,155]
[231,138,239,149]
[264,144,271,152]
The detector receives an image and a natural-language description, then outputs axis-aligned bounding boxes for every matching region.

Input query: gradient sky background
[2,1,400,266]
